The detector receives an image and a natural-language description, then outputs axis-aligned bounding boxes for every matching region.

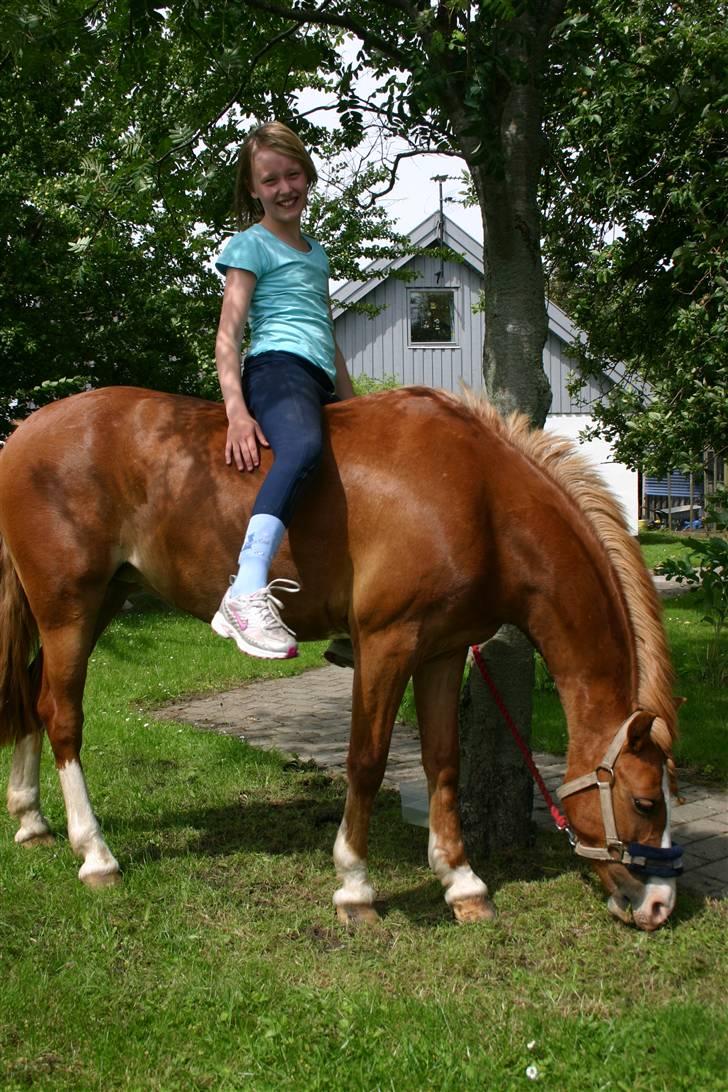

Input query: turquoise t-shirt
[215,224,335,382]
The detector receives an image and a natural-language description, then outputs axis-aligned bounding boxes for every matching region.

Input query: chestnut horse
[0,386,681,930]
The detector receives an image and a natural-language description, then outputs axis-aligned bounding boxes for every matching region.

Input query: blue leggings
[242,350,339,526]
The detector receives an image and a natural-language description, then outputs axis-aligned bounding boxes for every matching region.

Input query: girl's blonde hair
[234,121,317,227]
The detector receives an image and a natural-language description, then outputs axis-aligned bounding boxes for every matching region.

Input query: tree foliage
[543,0,727,473]
[1,1,573,435]
[1,1,219,428]
[0,0,405,433]
[3,1,724,470]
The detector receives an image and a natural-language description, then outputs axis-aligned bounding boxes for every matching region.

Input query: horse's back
[1,386,218,472]
[0,384,499,637]
[0,388,243,618]
[1,382,484,491]
[2,386,226,466]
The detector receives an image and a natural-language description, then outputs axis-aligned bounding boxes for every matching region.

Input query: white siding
[332,212,636,527]
[543,333,610,413]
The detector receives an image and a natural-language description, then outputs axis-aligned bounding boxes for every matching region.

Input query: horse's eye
[633,797,657,815]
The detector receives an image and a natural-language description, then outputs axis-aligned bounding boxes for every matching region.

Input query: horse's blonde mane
[456,389,677,751]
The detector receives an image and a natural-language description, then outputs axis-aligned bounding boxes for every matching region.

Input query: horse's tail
[0,535,40,746]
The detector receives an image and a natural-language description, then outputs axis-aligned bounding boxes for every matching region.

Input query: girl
[211,121,355,660]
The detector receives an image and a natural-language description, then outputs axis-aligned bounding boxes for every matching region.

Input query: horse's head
[559,710,681,931]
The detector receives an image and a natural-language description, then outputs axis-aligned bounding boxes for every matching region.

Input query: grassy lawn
[637,530,696,569]
[0,603,726,1090]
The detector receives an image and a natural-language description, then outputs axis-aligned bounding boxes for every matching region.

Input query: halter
[468,647,683,880]
[557,712,683,879]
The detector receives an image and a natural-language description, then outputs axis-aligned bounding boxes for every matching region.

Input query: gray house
[332,211,639,532]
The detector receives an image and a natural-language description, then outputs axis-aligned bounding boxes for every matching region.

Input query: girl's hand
[226,413,270,472]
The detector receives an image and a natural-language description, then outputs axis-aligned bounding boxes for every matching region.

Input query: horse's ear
[626,710,654,753]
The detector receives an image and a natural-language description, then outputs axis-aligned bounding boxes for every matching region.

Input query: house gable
[332,212,611,413]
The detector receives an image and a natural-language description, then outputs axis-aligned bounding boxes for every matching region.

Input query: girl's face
[249,146,309,230]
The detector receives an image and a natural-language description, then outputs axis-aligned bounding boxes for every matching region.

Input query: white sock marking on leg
[428,830,488,905]
[58,760,119,879]
[7,733,52,843]
[332,820,376,907]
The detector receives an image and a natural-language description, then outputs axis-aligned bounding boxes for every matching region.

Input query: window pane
[409,290,454,343]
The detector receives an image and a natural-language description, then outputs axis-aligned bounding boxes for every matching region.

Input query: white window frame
[407,287,459,348]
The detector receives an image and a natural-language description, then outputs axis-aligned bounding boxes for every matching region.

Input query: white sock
[229,514,286,597]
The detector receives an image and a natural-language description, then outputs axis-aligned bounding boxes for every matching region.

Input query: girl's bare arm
[215,268,269,471]
[333,342,355,400]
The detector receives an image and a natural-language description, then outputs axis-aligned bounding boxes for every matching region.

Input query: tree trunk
[458,628,535,865]
[469,68,552,428]
[454,10,556,859]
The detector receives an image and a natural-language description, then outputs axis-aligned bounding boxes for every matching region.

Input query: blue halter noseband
[624,842,683,879]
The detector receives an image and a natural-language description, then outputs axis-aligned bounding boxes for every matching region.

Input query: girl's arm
[215,268,269,471]
[328,295,355,400]
[333,341,355,400]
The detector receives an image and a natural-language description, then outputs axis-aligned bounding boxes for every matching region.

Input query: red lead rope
[469,644,570,833]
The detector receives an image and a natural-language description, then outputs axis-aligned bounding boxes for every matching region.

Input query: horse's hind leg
[413,650,495,924]
[333,631,412,925]
[34,588,128,886]
[7,653,52,845]
[7,718,53,847]
[7,586,128,862]
[37,625,120,886]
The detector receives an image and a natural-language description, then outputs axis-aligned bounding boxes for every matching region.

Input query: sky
[295,38,484,246]
[370,151,484,242]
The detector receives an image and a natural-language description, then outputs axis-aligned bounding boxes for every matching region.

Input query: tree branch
[232,0,409,66]
[1,0,104,71]
[361,147,461,207]
[153,20,303,166]
[379,0,426,19]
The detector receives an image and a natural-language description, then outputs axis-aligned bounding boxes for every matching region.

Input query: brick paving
[159,662,726,900]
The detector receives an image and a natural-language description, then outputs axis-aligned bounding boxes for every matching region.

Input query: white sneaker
[211,579,300,660]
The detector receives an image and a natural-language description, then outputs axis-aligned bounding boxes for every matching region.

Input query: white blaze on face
[660,766,673,849]
[631,767,677,929]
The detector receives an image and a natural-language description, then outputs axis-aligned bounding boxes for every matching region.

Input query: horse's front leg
[37,625,121,887]
[7,729,55,846]
[333,632,412,926]
[413,650,496,923]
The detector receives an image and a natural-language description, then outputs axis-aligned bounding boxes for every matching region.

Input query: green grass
[638,530,696,568]
[92,595,331,705]
[0,603,726,1090]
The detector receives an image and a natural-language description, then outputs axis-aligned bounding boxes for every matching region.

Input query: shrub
[352,373,399,396]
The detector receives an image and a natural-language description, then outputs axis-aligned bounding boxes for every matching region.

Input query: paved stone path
[159,662,726,900]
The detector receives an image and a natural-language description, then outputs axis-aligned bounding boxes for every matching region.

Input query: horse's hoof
[18,831,55,848]
[80,868,122,889]
[451,895,497,924]
[336,902,381,926]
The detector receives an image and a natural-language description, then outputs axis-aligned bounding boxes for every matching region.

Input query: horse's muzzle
[607,865,678,931]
